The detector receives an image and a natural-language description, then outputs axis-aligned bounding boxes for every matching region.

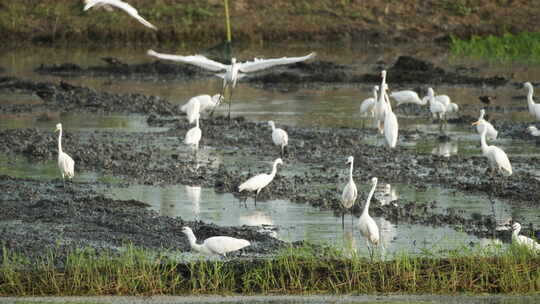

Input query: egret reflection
[431,141,458,157]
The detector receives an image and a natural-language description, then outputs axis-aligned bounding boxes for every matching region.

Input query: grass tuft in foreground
[1,243,540,296]
[451,32,540,62]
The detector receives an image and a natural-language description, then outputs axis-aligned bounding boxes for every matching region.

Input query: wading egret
[528,126,540,136]
[383,84,399,148]
[183,97,201,124]
[340,156,358,228]
[359,85,379,117]
[238,158,283,206]
[359,177,380,258]
[268,121,288,158]
[475,109,498,140]
[472,121,512,177]
[427,87,447,128]
[511,223,540,251]
[181,94,223,118]
[524,82,540,120]
[374,71,389,133]
[55,123,75,187]
[84,0,157,30]
[181,227,251,256]
[184,114,202,151]
[390,90,425,107]
[147,50,316,121]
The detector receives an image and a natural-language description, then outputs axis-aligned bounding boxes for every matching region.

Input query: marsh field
[1,0,540,302]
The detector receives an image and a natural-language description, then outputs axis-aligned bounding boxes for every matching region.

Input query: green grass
[2,242,540,296]
[451,32,540,62]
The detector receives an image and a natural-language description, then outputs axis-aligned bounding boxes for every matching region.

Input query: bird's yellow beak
[471,121,479,126]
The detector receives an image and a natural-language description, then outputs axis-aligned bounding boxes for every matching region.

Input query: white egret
[374,71,389,133]
[181,227,251,256]
[471,121,512,177]
[238,158,283,206]
[474,109,498,140]
[528,126,540,136]
[390,90,425,109]
[340,156,358,228]
[84,0,157,30]
[181,94,223,118]
[184,97,201,124]
[359,85,379,117]
[359,177,380,258]
[184,114,202,151]
[524,82,540,120]
[383,84,399,148]
[55,123,75,187]
[511,223,540,251]
[147,50,316,121]
[268,121,288,158]
[427,87,447,128]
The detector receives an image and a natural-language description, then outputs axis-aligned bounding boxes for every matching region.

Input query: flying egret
[474,109,498,140]
[184,114,202,152]
[181,94,223,118]
[471,121,512,178]
[383,84,399,149]
[359,177,380,259]
[511,223,540,251]
[83,0,157,30]
[181,227,251,256]
[238,158,283,206]
[147,50,316,122]
[528,126,540,136]
[340,156,358,229]
[374,71,389,134]
[55,123,75,187]
[268,121,288,158]
[524,82,540,120]
[359,85,379,117]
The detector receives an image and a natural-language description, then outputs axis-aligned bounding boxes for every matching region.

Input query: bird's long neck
[58,129,63,154]
[185,230,203,252]
[348,160,354,182]
[373,88,378,101]
[270,124,275,131]
[479,111,485,121]
[512,226,521,239]
[480,129,488,152]
[527,85,536,109]
[195,116,200,128]
[270,161,279,177]
[362,181,377,215]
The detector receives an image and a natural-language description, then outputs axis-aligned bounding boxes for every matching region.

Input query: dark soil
[1,62,539,259]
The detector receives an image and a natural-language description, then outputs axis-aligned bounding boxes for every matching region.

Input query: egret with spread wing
[84,0,157,30]
[147,49,316,122]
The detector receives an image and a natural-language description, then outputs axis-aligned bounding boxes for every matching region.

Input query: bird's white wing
[239,52,316,73]
[341,181,357,204]
[59,153,75,178]
[493,148,512,175]
[147,50,227,72]
[360,98,375,113]
[184,127,201,144]
[84,0,157,30]
[384,112,399,148]
[239,174,272,192]
[272,129,288,146]
[204,236,250,255]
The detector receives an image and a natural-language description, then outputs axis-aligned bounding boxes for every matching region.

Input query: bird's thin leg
[341,213,345,230]
[280,146,284,159]
[227,88,234,124]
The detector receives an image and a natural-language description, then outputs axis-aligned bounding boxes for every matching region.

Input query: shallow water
[2,44,540,255]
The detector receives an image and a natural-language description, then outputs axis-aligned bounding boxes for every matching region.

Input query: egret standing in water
[340,156,358,229]
[474,109,498,140]
[238,158,283,206]
[359,177,380,259]
[471,121,512,191]
[184,97,201,125]
[374,71,389,134]
[184,114,202,153]
[524,82,540,120]
[427,87,447,129]
[382,84,399,149]
[84,0,158,30]
[147,50,316,122]
[511,223,540,251]
[181,227,251,256]
[55,123,75,187]
[360,85,379,118]
[268,121,288,158]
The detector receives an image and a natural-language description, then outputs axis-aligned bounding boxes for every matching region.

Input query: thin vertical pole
[223,0,232,43]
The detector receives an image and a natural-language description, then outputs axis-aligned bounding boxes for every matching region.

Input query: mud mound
[0,77,179,116]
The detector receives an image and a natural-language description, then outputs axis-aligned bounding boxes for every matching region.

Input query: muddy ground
[1,56,539,262]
